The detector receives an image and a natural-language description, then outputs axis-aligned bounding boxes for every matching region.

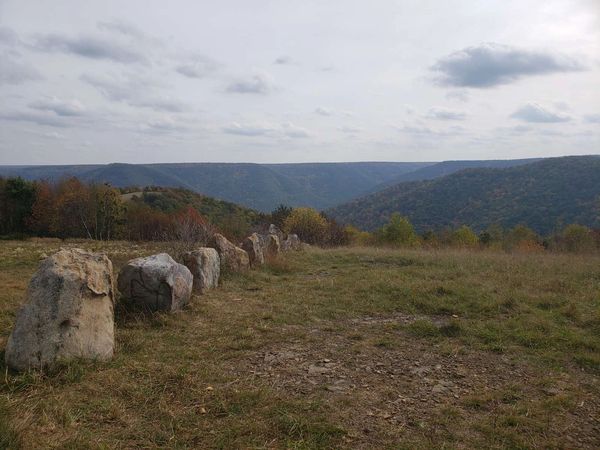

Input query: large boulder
[5,248,115,372]
[117,253,193,312]
[282,233,301,251]
[268,224,285,243]
[265,234,281,258]
[182,248,220,293]
[209,233,250,272]
[241,233,264,267]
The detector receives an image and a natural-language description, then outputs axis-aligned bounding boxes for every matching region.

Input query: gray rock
[118,253,192,312]
[282,233,301,251]
[268,224,285,242]
[242,233,265,267]
[208,233,249,272]
[265,234,281,258]
[5,248,115,372]
[183,248,220,293]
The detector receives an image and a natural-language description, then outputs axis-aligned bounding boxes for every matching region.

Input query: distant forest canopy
[0,158,543,212]
[0,177,265,242]
[0,176,350,246]
[328,156,600,235]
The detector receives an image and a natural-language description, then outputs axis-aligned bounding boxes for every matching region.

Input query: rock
[268,224,285,242]
[241,233,264,267]
[5,248,115,371]
[208,233,249,272]
[117,253,193,312]
[282,233,301,251]
[264,234,280,258]
[182,248,220,293]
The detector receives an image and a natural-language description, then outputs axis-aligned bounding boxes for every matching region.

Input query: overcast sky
[0,0,598,164]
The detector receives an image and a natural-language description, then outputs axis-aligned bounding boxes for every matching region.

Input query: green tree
[0,177,36,235]
[559,224,595,253]
[450,225,479,248]
[378,213,419,247]
[90,184,125,240]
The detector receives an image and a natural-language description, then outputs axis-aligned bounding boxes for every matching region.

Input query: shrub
[554,224,596,253]
[345,225,374,246]
[450,225,479,248]
[377,213,419,247]
[283,207,328,245]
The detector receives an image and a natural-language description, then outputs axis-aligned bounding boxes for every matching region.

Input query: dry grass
[1,241,599,449]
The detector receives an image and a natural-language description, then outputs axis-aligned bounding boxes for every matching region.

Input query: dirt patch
[226,318,600,448]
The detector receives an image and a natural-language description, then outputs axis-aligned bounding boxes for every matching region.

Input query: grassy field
[1,240,599,449]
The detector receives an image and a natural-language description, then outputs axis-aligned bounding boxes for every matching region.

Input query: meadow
[1,239,599,449]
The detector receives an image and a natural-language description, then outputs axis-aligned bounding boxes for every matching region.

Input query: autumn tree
[556,224,595,253]
[283,207,328,245]
[90,183,125,240]
[27,180,56,236]
[450,225,479,248]
[52,177,93,238]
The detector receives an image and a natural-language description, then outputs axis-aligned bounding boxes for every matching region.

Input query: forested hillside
[329,156,600,234]
[0,162,430,212]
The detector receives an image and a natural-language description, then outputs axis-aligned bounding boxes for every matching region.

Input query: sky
[0,0,598,164]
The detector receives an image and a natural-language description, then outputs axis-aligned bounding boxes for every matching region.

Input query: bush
[503,225,540,252]
[554,224,596,253]
[377,213,419,247]
[450,225,479,248]
[345,225,374,246]
[283,207,328,245]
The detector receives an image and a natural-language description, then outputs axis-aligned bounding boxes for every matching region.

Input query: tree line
[344,213,600,253]
[1,176,598,253]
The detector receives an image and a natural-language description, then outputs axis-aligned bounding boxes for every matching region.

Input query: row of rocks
[4,227,301,371]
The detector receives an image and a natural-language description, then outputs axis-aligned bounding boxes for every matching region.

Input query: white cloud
[426,107,467,121]
[510,103,571,123]
[225,73,275,94]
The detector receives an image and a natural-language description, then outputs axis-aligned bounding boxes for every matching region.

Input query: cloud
[29,97,86,116]
[43,131,66,139]
[0,52,43,85]
[426,107,466,121]
[81,73,189,112]
[431,43,584,88]
[315,107,333,116]
[222,121,309,138]
[584,114,600,123]
[282,123,310,138]
[97,20,145,39]
[0,27,19,47]
[339,125,362,134]
[31,32,147,64]
[274,55,292,65]
[141,116,186,133]
[226,73,274,94]
[445,90,469,102]
[397,124,465,138]
[0,110,67,127]
[176,54,220,79]
[222,122,277,136]
[510,103,571,123]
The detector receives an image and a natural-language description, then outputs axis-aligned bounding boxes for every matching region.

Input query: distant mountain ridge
[0,157,572,215]
[0,161,431,211]
[368,157,542,192]
[328,156,600,235]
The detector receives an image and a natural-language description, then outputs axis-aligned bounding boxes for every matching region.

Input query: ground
[1,240,599,449]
